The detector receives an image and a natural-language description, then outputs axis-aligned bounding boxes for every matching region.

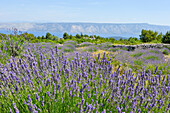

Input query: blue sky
[0,0,170,25]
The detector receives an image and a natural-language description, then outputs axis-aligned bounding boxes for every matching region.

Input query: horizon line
[0,22,170,26]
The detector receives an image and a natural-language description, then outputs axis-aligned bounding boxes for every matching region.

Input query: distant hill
[0,23,170,38]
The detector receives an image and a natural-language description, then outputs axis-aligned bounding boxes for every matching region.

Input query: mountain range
[0,23,170,38]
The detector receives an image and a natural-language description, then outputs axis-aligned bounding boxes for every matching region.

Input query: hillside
[0,23,170,37]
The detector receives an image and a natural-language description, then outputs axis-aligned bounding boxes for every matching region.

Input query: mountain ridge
[0,23,170,38]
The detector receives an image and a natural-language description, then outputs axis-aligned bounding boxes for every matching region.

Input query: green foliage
[46,32,52,39]
[128,37,140,44]
[75,34,81,39]
[149,50,160,54]
[115,38,141,45]
[77,42,93,47]
[58,38,64,44]
[113,48,121,52]
[122,47,128,51]
[51,35,59,41]
[31,39,40,43]
[63,40,77,46]
[164,45,170,50]
[0,34,26,64]
[0,35,25,57]
[140,29,163,42]
[69,35,74,39]
[58,47,62,49]
[63,48,73,52]
[162,31,170,43]
[131,52,143,57]
[42,35,45,39]
[84,47,97,52]
[37,36,41,39]
[63,32,70,40]
[64,44,75,50]
[0,33,6,40]
[144,56,160,60]
[22,32,36,41]
[133,60,142,65]
[162,49,169,55]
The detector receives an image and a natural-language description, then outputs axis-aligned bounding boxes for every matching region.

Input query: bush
[163,49,169,55]
[31,39,40,43]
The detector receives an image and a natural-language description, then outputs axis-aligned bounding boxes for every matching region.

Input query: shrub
[163,49,169,55]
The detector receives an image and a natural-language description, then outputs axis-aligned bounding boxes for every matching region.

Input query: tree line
[140,29,170,43]
[0,29,170,44]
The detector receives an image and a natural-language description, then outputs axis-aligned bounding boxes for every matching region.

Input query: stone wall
[112,44,170,51]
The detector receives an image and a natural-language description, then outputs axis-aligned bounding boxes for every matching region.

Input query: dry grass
[92,50,111,56]
[76,47,88,50]
[164,54,170,61]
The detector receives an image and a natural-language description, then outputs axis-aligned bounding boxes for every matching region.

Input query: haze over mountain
[0,23,170,38]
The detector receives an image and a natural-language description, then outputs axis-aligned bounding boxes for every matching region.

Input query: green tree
[156,33,163,42]
[42,35,45,39]
[140,29,162,42]
[70,35,74,39]
[84,34,89,37]
[37,36,41,39]
[76,34,81,39]
[96,36,101,40]
[46,32,52,40]
[162,31,170,43]
[52,35,59,41]
[109,37,115,43]
[119,38,123,41]
[81,32,83,37]
[63,32,69,40]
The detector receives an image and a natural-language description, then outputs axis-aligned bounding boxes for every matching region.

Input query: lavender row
[0,46,170,112]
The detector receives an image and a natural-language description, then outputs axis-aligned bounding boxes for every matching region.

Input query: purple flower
[9,107,13,113]
[47,91,50,97]
[61,97,63,103]
[12,101,19,113]
[81,97,85,104]
[83,83,88,89]
[88,93,91,98]
[41,100,44,107]
[101,102,103,107]
[35,93,40,101]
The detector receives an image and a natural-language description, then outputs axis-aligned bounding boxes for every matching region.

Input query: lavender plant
[0,45,169,113]
[0,34,25,64]
[0,35,170,112]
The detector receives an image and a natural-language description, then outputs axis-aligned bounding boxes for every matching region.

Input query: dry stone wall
[112,44,170,51]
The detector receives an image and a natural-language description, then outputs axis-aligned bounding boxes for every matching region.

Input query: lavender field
[0,36,170,113]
